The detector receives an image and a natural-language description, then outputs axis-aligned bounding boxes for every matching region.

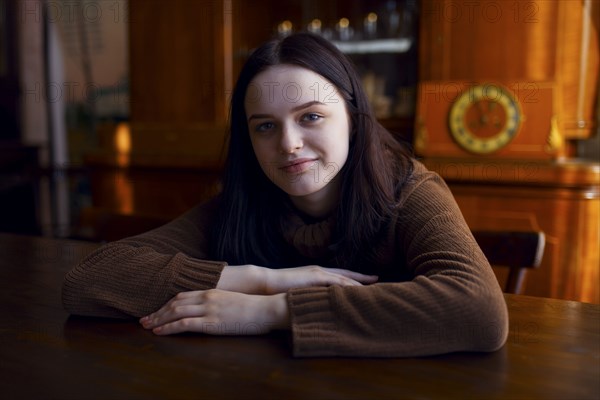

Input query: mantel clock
[415,81,560,159]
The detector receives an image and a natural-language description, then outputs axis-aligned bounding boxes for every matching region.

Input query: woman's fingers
[143,268,377,331]
[141,304,206,329]
[151,318,204,335]
[314,268,377,288]
[140,290,285,336]
[140,293,207,329]
[151,318,255,336]
[321,271,362,287]
[264,265,379,294]
[322,268,379,284]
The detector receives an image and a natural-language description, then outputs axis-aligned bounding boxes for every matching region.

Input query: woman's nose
[279,123,303,154]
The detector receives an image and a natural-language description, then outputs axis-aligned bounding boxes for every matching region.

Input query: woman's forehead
[245,64,340,106]
[253,64,326,83]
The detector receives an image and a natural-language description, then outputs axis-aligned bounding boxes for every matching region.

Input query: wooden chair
[472,230,546,294]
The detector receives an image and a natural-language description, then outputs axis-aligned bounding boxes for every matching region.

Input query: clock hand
[492,115,501,128]
[474,101,487,129]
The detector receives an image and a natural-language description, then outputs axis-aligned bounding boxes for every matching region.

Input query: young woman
[63,33,508,357]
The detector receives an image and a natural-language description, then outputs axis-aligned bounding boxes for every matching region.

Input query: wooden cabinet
[417,0,600,303]
[419,0,598,143]
[423,159,599,304]
[128,0,231,168]
[80,0,235,240]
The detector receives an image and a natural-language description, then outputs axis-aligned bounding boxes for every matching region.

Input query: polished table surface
[0,233,598,399]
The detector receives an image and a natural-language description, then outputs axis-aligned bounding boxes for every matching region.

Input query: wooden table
[0,233,598,399]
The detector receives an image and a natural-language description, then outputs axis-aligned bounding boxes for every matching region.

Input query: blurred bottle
[277,20,293,37]
[400,0,417,39]
[383,1,400,37]
[363,12,378,39]
[336,17,354,41]
[307,19,322,35]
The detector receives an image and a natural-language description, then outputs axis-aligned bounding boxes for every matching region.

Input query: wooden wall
[418,0,600,303]
[419,0,599,141]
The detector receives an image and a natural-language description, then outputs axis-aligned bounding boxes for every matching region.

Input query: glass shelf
[331,38,412,54]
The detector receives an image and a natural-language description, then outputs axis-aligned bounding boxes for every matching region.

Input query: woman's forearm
[216,265,269,294]
[216,265,378,295]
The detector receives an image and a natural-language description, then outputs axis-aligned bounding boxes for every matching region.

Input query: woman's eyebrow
[290,100,326,112]
[247,113,271,122]
[247,101,327,122]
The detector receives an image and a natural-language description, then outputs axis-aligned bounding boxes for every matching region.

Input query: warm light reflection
[113,122,131,167]
[278,20,293,36]
[110,122,133,213]
[308,19,322,34]
[114,122,131,153]
[114,171,134,215]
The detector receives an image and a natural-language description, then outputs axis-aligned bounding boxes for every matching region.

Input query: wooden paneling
[418,1,599,303]
[419,0,599,140]
[424,159,600,304]
[78,1,232,241]
[129,0,226,125]
[126,0,281,172]
[419,1,557,81]
[555,0,599,138]
[85,166,220,218]
[77,161,221,241]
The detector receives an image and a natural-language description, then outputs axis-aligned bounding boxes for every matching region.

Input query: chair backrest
[472,230,546,294]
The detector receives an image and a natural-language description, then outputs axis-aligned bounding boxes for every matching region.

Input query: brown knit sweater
[62,161,508,357]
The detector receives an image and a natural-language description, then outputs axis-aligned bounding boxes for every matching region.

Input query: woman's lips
[279,158,318,174]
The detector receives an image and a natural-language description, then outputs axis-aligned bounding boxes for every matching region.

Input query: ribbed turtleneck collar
[282,207,336,259]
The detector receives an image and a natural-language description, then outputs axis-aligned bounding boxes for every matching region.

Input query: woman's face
[245,64,351,217]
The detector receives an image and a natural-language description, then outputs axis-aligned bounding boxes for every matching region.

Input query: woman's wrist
[268,293,290,330]
[216,264,268,294]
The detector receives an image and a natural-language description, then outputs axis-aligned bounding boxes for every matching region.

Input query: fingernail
[140,317,154,329]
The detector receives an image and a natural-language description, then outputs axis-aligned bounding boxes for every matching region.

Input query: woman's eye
[301,113,322,122]
[255,122,275,132]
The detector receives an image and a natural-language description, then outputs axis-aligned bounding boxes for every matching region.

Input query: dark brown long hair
[210,33,413,269]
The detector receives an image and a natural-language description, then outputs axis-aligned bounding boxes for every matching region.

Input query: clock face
[448,85,522,154]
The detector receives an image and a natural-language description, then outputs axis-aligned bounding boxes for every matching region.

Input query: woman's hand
[216,264,378,295]
[139,289,289,336]
[141,267,376,336]
[263,266,378,295]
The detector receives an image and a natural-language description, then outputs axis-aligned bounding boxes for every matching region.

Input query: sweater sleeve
[287,167,509,357]
[62,199,227,318]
